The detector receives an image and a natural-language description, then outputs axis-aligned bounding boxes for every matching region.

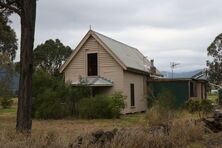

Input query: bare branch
[0,2,21,16]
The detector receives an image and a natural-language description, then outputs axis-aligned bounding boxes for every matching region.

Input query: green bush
[78,92,125,119]
[32,71,70,119]
[0,97,13,108]
[32,71,92,119]
[34,89,69,119]
[110,92,126,118]
[185,99,213,118]
[79,96,112,119]
[147,90,176,126]
[65,77,91,116]
[32,71,125,119]
[200,99,213,115]
[185,99,200,113]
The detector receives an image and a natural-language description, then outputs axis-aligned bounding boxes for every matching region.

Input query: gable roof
[60,30,161,75]
[161,69,208,80]
[94,31,153,73]
[191,69,208,80]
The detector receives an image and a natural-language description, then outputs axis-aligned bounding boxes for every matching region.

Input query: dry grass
[0,120,204,148]
[0,107,147,148]
[0,105,219,148]
[67,118,205,148]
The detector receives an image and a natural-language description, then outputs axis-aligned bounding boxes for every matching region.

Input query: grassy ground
[0,106,147,137]
[0,101,222,147]
[0,106,150,147]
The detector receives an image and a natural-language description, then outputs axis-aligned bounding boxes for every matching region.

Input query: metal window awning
[72,76,113,87]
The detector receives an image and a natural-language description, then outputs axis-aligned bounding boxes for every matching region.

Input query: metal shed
[148,78,207,107]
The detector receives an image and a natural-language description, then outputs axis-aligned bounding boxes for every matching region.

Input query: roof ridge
[92,30,150,63]
[92,30,138,50]
[90,30,161,75]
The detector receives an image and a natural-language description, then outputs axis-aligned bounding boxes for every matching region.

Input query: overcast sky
[10,0,222,72]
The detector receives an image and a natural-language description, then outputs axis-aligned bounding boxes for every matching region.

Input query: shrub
[34,89,69,119]
[65,77,91,116]
[147,103,175,126]
[0,97,13,108]
[32,71,92,118]
[110,92,126,118]
[185,99,213,118]
[32,70,70,119]
[185,99,200,113]
[147,90,176,126]
[78,92,125,119]
[79,96,112,119]
[200,99,213,115]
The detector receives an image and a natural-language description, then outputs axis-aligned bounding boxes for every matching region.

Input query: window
[130,83,135,106]
[87,53,98,76]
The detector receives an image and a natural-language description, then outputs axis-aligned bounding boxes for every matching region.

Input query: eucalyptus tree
[207,33,222,85]
[0,14,18,61]
[0,0,37,132]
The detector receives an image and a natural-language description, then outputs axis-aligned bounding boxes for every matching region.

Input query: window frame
[87,52,98,76]
[130,83,135,107]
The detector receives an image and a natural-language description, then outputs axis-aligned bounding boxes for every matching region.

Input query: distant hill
[0,69,19,95]
[161,69,202,78]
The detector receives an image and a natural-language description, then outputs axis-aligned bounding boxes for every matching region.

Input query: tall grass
[0,115,204,148]
[68,118,204,148]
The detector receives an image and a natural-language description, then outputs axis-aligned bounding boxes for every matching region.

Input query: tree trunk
[16,0,36,133]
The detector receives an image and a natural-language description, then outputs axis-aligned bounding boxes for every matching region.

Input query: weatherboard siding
[195,82,206,99]
[64,35,150,114]
[123,71,147,113]
[64,36,124,93]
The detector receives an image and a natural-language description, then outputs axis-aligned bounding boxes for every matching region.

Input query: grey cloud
[9,0,222,72]
[33,0,222,31]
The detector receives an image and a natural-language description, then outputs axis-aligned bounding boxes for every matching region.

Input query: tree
[34,39,72,76]
[0,14,18,61]
[207,33,222,85]
[0,0,37,132]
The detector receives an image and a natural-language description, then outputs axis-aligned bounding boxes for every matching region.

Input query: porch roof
[72,76,113,87]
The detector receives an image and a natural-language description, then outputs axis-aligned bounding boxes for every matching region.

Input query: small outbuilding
[148,70,208,107]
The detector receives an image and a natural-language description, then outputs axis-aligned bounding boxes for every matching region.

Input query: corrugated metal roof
[60,30,162,75]
[94,31,161,75]
[191,69,208,80]
[72,76,113,87]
